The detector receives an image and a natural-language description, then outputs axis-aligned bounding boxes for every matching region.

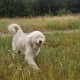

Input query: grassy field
[0,31,80,80]
[0,15,80,80]
[0,15,80,32]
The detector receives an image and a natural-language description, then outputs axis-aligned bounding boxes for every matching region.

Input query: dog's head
[30,31,45,48]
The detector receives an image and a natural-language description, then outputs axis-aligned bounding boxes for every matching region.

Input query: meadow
[0,15,80,80]
[0,15,80,32]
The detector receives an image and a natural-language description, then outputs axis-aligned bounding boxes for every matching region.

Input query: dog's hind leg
[12,43,17,59]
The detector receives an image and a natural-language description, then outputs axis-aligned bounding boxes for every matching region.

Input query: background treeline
[0,0,80,17]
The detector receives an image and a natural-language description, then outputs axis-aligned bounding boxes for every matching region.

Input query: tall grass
[0,31,80,80]
[0,15,80,32]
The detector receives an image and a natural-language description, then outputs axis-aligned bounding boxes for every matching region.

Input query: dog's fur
[8,24,45,70]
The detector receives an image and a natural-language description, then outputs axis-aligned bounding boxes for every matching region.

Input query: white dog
[8,24,45,70]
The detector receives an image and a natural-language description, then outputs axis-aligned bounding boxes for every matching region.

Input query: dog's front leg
[24,48,39,71]
[25,57,39,71]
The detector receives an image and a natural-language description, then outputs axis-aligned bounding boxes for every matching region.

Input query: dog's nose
[39,40,42,44]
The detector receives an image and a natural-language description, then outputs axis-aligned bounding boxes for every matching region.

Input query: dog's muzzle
[35,40,43,46]
[39,40,42,45]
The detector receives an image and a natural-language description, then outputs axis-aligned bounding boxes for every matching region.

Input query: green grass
[0,31,80,80]
[0,15,80,32]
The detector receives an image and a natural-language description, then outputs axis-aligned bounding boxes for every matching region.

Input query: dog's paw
[32,65,40,71]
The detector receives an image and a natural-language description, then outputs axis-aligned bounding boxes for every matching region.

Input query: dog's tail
[8,24,22,34]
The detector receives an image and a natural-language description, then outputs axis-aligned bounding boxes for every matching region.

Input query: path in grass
[0,29,80,37]
[44,29,80,34]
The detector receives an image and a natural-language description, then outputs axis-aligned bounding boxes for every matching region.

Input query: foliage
[0,0,80,17]
[57,8,72,16]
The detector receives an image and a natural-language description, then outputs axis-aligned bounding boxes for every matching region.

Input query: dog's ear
[29,36,33,48]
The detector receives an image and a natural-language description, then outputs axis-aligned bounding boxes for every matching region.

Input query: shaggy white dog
[8,24,45,70]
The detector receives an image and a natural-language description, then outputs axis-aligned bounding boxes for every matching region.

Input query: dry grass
[0,15,80,32]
